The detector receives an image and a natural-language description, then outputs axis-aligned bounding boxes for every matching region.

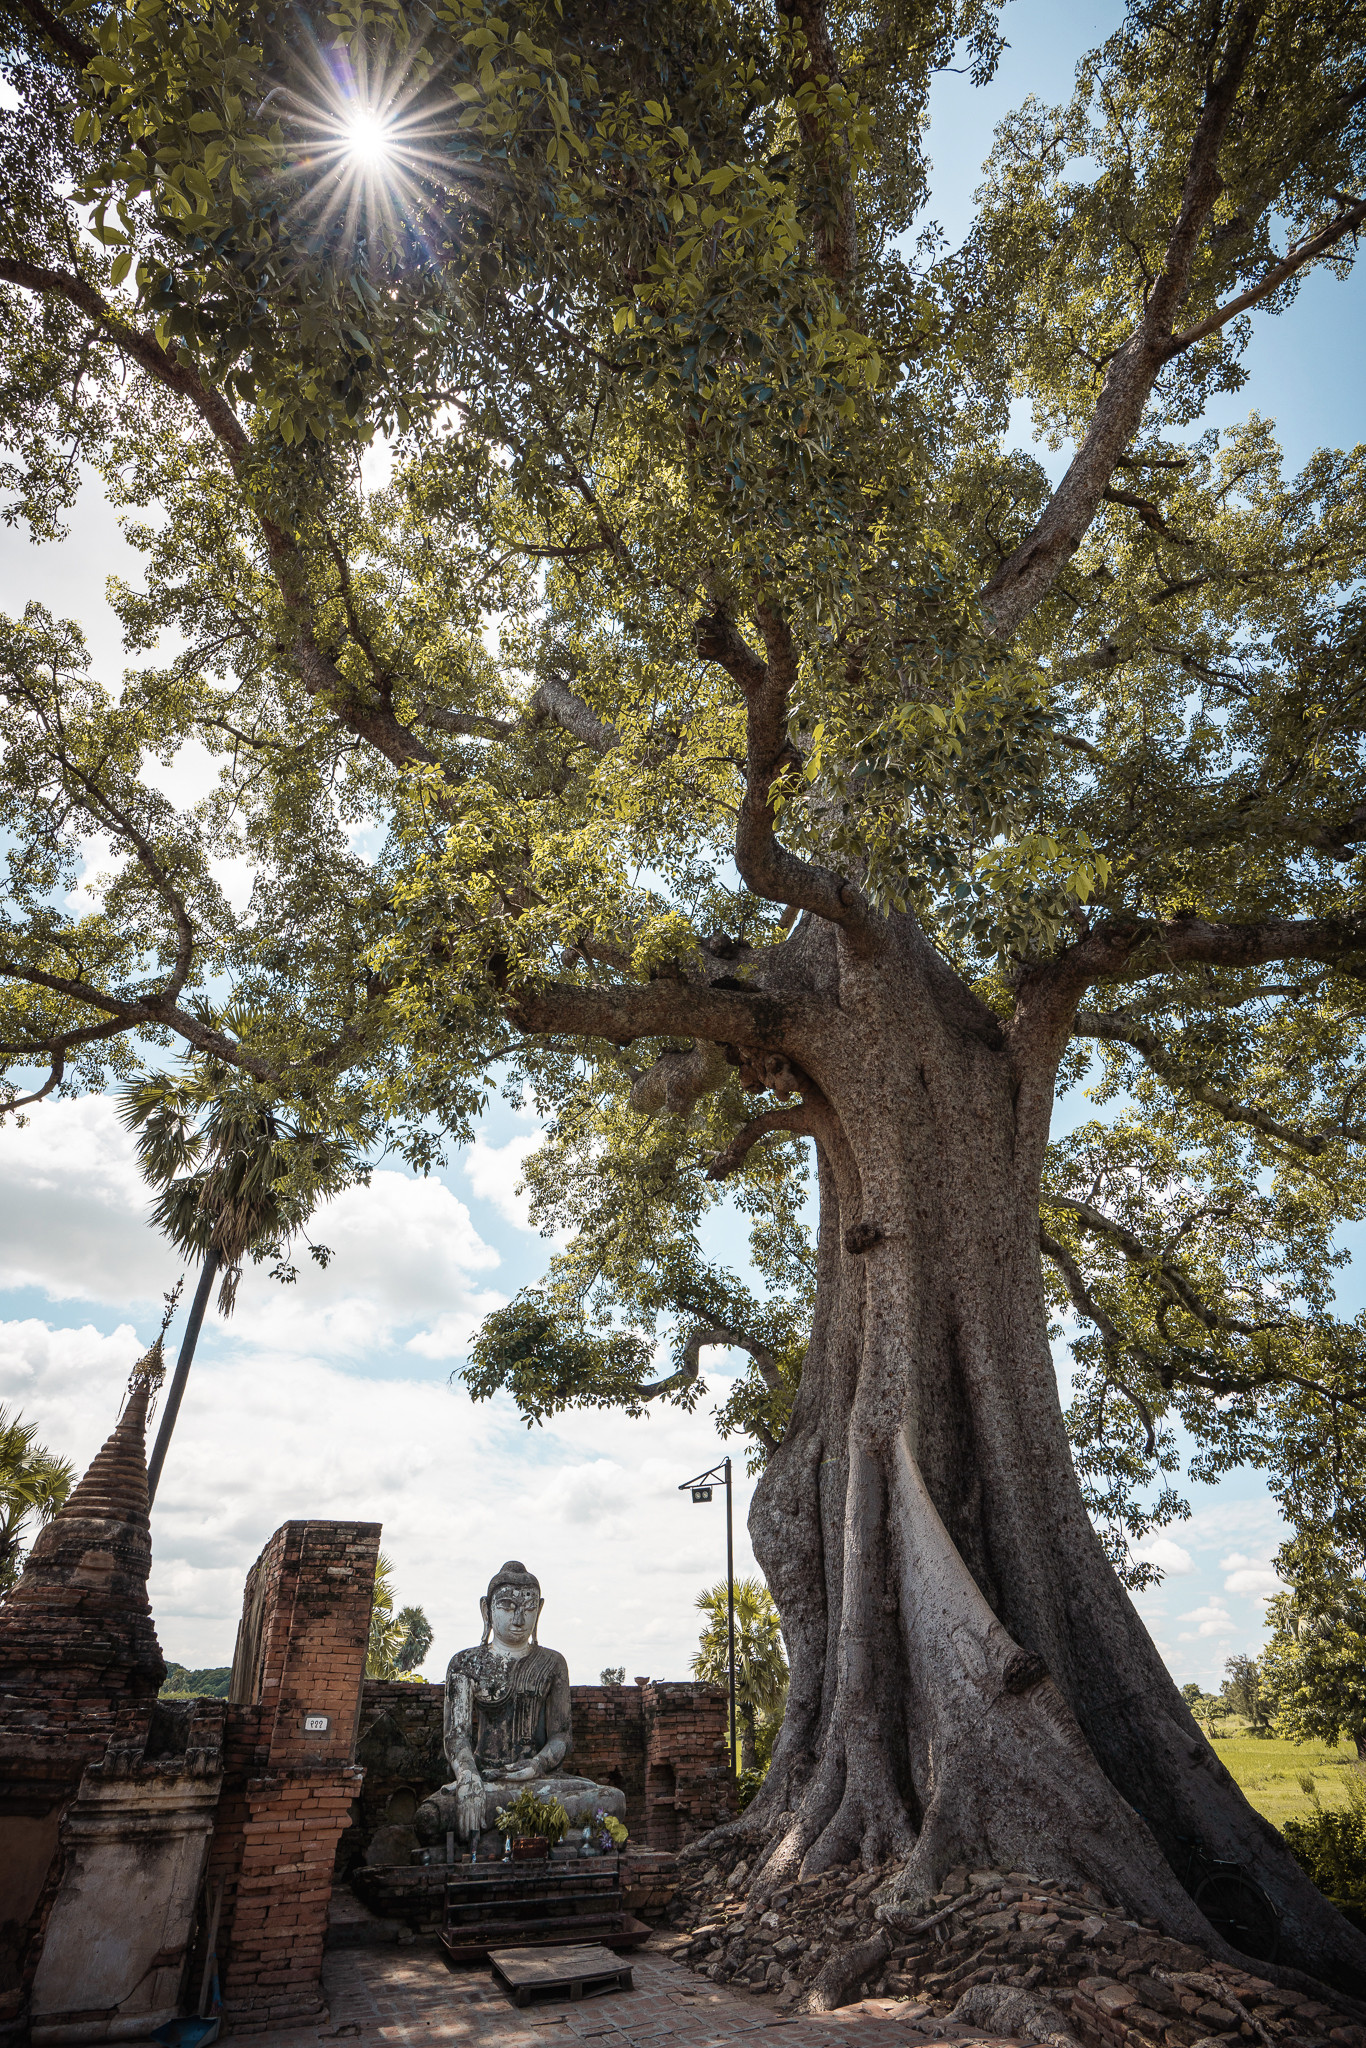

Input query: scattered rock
[663,1850,1366,2048]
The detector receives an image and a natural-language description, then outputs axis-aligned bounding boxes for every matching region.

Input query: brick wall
[207,1520,379,2032]
[351,1676,733,1860]
[642,1683,734,1848]
[572,1685,648,1837]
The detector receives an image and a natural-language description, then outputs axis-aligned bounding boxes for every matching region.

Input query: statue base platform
[346,1849,680,1946]
[415,1775,627,1847]
[441,1855,650,1963]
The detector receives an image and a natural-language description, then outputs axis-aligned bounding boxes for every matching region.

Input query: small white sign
[303,1713,330,1734]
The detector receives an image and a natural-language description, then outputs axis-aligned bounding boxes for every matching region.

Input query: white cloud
[226,1169,503,1359]
[463,1129,542,1232]
[140,738,222,810]
[405,1309,496,1361]
[1133,1534,1195,1576]
[1179,1498,1288,1548]
[0,1106,506,1366]
[1178,1599,1237,1641]
[1221,1550,1285,1602]
[0,1098,166,1304]
[0,1318,143,1425]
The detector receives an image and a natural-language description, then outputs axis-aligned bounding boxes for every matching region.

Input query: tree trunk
[723,916,1366,1992]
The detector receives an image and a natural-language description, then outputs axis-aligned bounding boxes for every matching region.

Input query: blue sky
[1,0,1362,1689]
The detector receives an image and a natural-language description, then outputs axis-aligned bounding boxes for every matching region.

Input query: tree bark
[707,913,1366,1993]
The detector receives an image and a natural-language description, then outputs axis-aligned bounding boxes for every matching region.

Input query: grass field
[1205,1718,1363,1828]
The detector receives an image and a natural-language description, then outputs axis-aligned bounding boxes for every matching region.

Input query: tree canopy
[2,0,1366,1630]
[1263,1545,1366,1759]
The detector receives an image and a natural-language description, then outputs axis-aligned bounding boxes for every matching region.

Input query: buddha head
[479,1559,543,1651]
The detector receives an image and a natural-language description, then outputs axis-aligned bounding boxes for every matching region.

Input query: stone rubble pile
[664,1856,1366,2048]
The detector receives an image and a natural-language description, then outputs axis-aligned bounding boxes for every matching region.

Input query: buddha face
[483,1583,542,1652]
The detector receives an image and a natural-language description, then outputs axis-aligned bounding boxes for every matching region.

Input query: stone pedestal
[29,1763,224,2046]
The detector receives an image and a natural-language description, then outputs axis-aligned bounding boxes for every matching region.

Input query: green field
[1205,1718,1362,1828]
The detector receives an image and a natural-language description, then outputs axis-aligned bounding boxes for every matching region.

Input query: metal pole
[725,1455,737,1779]
[147,1251,220,1505]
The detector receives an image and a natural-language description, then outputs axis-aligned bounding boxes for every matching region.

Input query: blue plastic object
[151,2018,220,2048]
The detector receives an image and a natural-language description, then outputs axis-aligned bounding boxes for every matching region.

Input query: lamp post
[679,1457,736,1780]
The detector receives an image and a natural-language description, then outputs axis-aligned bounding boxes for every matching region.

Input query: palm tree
[119,1056,355,1501]
[0,1407,74,1593]
[366,1553,434,1679]
[692,1576,788,1774]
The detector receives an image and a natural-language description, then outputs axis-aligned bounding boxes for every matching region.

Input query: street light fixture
[679,1457,736,1780]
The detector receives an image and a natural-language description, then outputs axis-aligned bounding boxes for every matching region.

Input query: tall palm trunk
[146,1251,220,1506]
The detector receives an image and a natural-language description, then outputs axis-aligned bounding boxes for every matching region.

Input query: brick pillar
[208,1521,379,2032]
[643,1683,735,1848]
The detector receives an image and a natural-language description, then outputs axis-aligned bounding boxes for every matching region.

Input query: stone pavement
[226,1940,1009,2048]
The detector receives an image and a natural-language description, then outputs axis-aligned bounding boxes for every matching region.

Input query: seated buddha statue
[414,1559,627,1849]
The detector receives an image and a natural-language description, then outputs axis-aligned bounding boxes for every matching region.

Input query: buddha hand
[455,1768,486,1838]
[502,1756,544,1783]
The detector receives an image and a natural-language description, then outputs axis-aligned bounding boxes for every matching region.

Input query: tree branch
[638,1323,782,1402]
[0,258,441,783]
[510,975,823,1055]
[12,0,96,65]
[0,960,281,1080]
[531,673,619,753]
[0,258,249,456]
[981,1,1265,636]
[1167,195,1366,353]
[412,704,519,741]
[1032,913,1366,1013]
[695,604,876,940]
[1043,1194,1276,1335]
[707,1104,818,1180]
[787,0,856,284]
[1074,1008,1352,1155]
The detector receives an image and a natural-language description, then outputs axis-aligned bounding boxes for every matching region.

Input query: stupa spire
[0,1336,167,1696]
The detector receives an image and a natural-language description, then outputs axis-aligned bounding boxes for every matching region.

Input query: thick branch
[531,673,620,754]
[707,1104,817,1180]
[638,1323,782,1402]
[13,0,96,66]
[413,704,518,741]
[981,2,1264,636]
[787,0,856,284]
[510,976,822,1054]
[695,604,875,939]
[0,258,249,455]
[1025,916,1366,1034]
[1074,1008,1347,1154]
[0,961,280,1080]
[0,258,439,782]
[1040,1226,1125,1353]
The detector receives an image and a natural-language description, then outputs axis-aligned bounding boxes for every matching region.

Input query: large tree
[3,0,1366,1986]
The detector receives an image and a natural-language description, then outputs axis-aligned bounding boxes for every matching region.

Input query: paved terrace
[235,1938,1006,2048]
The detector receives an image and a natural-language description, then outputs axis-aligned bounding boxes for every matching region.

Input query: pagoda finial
[118,1278,180,1429]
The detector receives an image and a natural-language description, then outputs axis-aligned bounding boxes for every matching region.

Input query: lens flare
[345,108,393,166]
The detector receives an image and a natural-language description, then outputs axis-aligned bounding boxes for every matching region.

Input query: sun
[344,108,394,167]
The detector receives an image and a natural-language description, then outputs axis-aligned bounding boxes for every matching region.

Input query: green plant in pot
[495,1787,571,1857]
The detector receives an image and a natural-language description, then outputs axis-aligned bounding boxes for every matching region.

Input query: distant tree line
[1181,1546,1366,1759]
